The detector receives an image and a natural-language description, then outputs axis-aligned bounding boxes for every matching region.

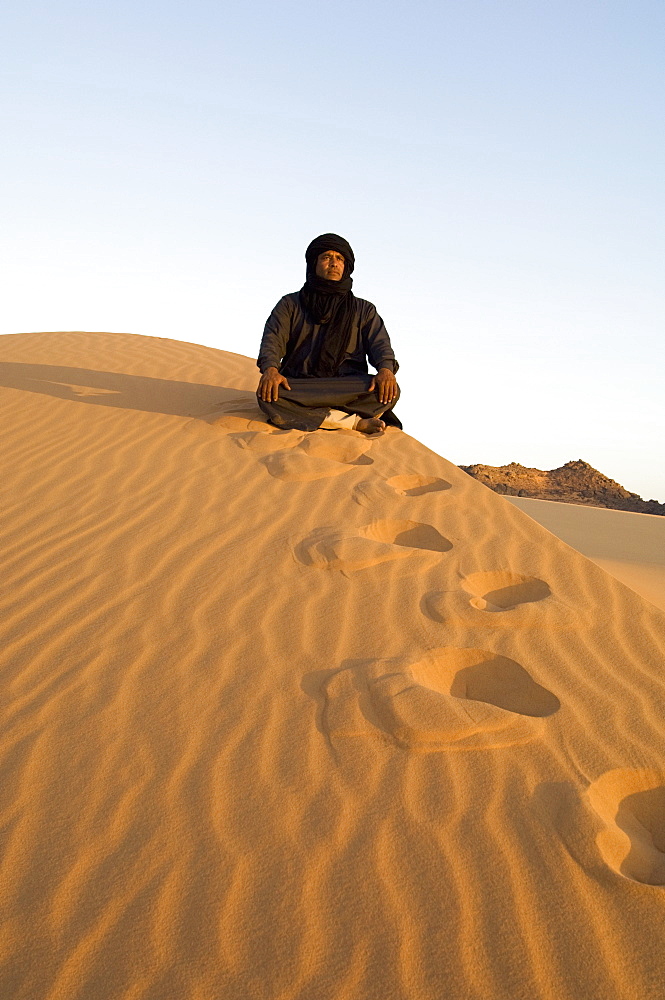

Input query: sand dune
[507,497,665,613]
[1,332,664,1000]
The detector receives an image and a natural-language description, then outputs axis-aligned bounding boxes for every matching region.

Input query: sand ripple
[1,332,664,1000]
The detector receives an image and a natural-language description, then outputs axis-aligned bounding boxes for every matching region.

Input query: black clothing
[256,233,400,431]
[257,292,398,379]
[257,376,401,433]
[301,233,355,376]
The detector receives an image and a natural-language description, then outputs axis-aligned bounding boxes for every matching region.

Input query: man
[256,233,400,434]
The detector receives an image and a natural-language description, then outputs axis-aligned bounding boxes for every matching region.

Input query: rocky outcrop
[459,460,665,515]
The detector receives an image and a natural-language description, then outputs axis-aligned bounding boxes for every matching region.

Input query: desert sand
[507,498,665,614]
[1,331,664,1000]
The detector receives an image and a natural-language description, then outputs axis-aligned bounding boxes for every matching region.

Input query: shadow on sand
[0,362,260,423]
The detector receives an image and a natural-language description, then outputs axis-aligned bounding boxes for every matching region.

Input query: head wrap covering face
[300,233,356,377]
[305,233,355,279]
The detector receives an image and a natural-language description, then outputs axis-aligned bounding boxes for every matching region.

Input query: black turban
[305,233,355,275]
[300,233,356,377]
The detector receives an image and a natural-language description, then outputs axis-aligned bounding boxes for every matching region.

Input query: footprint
[310,649,558,751]
[233,429,305,453]
[261,429,375,480]
[587,769,665,886]
[370,647,560,751]
[424,580,578,632]
[367,671,538,750]
[353,475,451,508]
[460,571,551,611]
[409,647,560,717]
[295,520,452,573]
[298,433,373,465]
[353,479,403,508]
[386,474,451,496]
[362,519,451,552]
[295,527,416,572]
[262,451,358,481]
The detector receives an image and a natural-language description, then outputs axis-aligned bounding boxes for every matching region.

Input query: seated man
[256,233,400,434]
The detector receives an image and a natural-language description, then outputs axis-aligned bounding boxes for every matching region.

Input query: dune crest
[1,332,664,1000]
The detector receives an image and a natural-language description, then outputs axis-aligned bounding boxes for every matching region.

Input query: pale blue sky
[2,1,664,499]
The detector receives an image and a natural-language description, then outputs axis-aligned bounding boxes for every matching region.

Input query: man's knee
[381,383,400,410]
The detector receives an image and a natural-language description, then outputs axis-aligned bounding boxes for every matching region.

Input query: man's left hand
[369,368,398,406]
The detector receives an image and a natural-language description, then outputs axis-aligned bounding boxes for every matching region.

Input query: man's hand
[258,367,291,402]
[369,368,398,406]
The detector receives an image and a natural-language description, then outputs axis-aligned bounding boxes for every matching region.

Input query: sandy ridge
[507,496,665,612]
[1,332,664,1000]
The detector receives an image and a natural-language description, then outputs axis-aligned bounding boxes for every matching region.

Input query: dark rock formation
[459,460,665,515]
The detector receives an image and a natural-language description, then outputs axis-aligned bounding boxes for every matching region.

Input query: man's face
[315,250,345,281]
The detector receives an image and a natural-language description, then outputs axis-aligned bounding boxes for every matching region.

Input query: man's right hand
[258,367,291,402]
